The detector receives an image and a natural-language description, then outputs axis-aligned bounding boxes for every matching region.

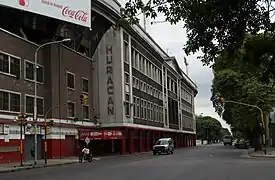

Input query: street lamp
[33,38,71,165]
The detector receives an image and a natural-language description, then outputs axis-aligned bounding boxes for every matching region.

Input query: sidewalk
[0,157,79,173]
[248,148,275,158]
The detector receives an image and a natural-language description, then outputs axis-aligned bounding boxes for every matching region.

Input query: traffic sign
[85,137,90,144]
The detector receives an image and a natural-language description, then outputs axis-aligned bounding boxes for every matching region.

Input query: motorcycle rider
[82,144,90,155]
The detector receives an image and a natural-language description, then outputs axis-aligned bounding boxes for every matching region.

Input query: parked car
[234,139,250,149]
[152,138,174,155]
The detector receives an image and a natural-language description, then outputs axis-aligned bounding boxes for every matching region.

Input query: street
[1,145,274,180]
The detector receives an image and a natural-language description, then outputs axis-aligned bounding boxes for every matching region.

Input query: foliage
[196,115,223,142]
[121,0,275,82]
[221,128,231,136]
[210,40,275,140]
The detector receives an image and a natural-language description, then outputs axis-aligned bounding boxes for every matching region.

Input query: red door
[64,135,76,157]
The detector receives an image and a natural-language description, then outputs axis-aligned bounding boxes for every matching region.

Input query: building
[86,25,198,155]
[0,0,197,164]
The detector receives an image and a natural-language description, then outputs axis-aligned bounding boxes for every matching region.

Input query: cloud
[117,0,230,130]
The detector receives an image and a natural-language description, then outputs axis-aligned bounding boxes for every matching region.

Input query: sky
[117,0,230,130]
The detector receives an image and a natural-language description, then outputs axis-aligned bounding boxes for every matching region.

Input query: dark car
[234,139,249,149]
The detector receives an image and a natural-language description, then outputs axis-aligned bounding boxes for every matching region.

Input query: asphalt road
[1,144,275,180]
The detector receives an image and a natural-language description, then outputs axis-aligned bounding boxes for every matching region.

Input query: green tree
[121,0,275,81]
[196,115,223,143]
[210,43,275,150]
[221,128,231,137]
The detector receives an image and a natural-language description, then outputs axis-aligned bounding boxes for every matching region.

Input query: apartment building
[0,29,95,163]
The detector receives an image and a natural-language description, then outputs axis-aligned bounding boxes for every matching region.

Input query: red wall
[47,139,65,159]
[0,139,22,164]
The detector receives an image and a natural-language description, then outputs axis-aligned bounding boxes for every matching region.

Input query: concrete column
[129,129,134,153]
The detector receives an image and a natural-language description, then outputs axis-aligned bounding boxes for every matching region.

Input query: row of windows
[122,43,194,106]
[182,114,194,129]
[181,103,193,114]
[0,90,43,115]
[0,51,44,82]
[67,72,89,93]
[123,42,162,85]
[0,90,89,119]
[0,51,90,94]
[181,88,192,104]
[132,76,163,100]
[133,96,164,122]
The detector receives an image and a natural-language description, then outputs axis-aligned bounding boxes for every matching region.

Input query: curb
[0,161,78,174]
[247,149,275,159]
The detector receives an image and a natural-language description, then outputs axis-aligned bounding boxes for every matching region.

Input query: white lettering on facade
[106,46,114,115]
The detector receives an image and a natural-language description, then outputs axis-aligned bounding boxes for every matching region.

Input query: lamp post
[33,38,71,165]
[43,102,68,164]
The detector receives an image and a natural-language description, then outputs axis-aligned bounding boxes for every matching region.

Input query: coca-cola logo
[18,0,29,7]
[62,6,88,23]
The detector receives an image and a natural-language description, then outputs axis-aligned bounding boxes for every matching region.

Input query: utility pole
[184,57,189,76]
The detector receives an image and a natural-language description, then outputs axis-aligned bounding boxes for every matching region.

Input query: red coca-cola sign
[62,6,88,23]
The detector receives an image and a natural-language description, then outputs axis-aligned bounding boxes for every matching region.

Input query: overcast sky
[118,0,230,130]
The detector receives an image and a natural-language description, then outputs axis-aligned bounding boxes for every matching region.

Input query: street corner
[244,147,275,159]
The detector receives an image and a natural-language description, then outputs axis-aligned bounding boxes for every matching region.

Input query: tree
[221,128,231,137]
[196,115,223,143]
[121,0,275,81]
[210,42,275,150]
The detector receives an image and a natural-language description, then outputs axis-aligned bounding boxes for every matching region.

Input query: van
[223,135,233,146]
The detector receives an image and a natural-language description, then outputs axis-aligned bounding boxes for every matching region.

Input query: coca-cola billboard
[0,0,91,27]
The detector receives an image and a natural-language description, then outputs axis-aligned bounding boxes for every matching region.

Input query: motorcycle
[79,152,93,163]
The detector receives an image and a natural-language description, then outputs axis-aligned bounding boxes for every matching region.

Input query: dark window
[83,105,89,119]
[133,97,136,117]
[10,93,20,112]
[124,42,129,62]
[0,91,9,111]
[10,56,20,78]
[0,52,20,77]
[0,53,9,74]
[67,73,75,89]
[67,102,75,117]
[125,94,130,116]
[26,96,44,115]
[25,61,44,83]
[82,78,88,93]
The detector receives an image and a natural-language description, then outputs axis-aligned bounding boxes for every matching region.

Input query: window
[125,93,130,116]
[144,101,147,119]
[147,102,151,120]
[0,52,20,77]
[67,102,75,117]
[83,105,89,119]
[124,42,129,63]
[82,78,88,93]
[67,72,75,89]
[0,91,20,112]
[140,99,144,118]
[137,98,140,118]
[25,96,44,115]
[133,96,136,117]
[25,61,44,83]
[124,73,130,84]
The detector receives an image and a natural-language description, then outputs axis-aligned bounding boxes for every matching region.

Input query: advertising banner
[79,130,123,140]
[0,0,91,27]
